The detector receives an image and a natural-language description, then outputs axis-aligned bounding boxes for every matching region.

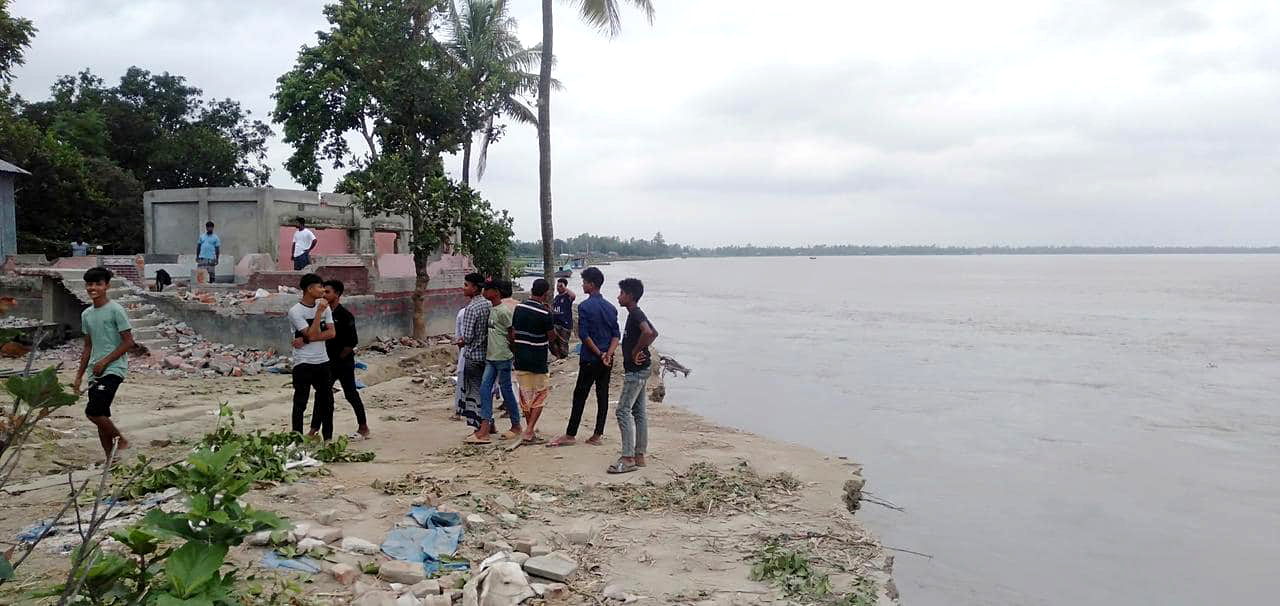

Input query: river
[525,254,1280,605]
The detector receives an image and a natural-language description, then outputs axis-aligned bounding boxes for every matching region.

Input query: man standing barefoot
[512,279,556,443]
[73,267,135,458]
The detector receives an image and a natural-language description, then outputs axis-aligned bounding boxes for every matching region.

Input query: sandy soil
[0,346,895,605]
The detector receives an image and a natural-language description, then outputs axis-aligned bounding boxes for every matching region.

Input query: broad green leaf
[0,552,14,580]
[156,594,214,606]
[165,542,227,598]
[5,367,76,410]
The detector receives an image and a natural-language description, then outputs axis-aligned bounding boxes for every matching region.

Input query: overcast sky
[9,0,1280,247]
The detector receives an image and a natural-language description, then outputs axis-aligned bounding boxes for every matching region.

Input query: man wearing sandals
[607,278,659,474]
[456,273,492,441]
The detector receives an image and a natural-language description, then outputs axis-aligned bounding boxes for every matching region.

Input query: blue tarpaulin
[260,550,323,573]
[381,506,468,574]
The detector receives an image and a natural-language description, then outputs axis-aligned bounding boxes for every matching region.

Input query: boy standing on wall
[74,267,135,458]
[290,273,336,440]
[292,217,318,271]
[195,221,220,282]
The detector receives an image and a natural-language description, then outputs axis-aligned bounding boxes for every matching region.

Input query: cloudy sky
[9,0,1279,247]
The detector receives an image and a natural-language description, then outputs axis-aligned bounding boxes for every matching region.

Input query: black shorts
[85,374,124,417]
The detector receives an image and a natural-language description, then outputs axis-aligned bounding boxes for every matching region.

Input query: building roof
[0,159,31,175]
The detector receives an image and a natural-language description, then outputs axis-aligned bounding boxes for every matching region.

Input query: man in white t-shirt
[292,217,319,270]
[290,273,336,440]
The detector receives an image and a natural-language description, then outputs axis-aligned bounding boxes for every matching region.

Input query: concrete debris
[305,525,343,543]
[514,539,535,555]
[342,536,380,554]
[408,579,442,596]
[602,584,646,603]
[492,494,516,510]
[355,590,400,606]
[420,596,451,606]
[297,537,327,551]
[395,594,421,606]
[497,513,519,526]
[523,551,578,582]
[462,561,534,606]
[378,560,428,585]
[317,508,340,525]
[543,583,570,600]
[331,563,361,585]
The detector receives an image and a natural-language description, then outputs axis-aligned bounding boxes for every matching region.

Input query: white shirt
[289,302,333,365]
[292,228,317,258]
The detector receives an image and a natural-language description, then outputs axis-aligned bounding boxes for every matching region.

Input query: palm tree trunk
[538,0,555,282]
[461,137,472,185]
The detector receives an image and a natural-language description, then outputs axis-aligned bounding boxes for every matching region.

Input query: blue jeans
[480,359,520,426]
[616,369,650,457]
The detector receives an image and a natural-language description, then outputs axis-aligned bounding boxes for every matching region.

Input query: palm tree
[446,0,550,185]
[537,0,654,280]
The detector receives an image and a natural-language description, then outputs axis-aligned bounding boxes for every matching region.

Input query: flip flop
[523,436,548,445]
[606,459,637,474]
[498,430,521,441]
[546,439,576,448]
[463,436,492,445]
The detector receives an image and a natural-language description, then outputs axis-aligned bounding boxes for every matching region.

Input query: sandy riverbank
[0,345,896,605]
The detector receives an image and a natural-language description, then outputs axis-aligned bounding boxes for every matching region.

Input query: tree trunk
[461,137,472,186]
[538,0,555,282]
[412,249,429,341]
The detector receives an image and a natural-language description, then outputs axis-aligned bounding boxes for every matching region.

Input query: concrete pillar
[40,276,55,324]
[196,188,210,233]
[257,187,275,259]
[142,192,154,254]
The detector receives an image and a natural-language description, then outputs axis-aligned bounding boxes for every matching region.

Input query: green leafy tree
[536,0,654,280]
[444,0,550,184]
[275,0,515,338]
[0,0,34,84]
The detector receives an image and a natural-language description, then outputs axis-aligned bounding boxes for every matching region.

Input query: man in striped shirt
[512,278,557,443]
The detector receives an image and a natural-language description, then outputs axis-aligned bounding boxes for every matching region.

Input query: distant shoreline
[586,247,1280,261]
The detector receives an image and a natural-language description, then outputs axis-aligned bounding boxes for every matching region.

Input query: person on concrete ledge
[196,221,220,282]
[292,217,318,271]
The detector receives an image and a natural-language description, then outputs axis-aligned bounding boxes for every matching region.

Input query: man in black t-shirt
[512,279,557,443]
[550,277,575,359]
[322,279,370,438]
[607,278,659,474]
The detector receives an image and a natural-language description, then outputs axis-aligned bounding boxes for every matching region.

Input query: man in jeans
[479,279,521,441]
[549,267,619,447]
[607,278,659,473]
[289,273,336,440]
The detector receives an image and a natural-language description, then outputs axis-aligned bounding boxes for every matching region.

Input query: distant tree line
[512,233,1280,259]
[511,232,692,259]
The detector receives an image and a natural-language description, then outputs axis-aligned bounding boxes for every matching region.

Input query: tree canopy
[274,0,517,337]
[0,0,34,84]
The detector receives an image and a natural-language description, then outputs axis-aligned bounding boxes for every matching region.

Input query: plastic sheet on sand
[381,505,468,574]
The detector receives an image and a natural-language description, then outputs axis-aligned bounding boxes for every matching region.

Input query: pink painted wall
[277,227,351,270]
[374,231,398,257]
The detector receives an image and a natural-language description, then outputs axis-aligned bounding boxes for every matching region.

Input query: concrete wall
[141,288,465,352]
[0,275,42,318]
[143,187,411,268]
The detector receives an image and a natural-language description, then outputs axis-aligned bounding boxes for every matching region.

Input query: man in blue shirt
[548,267,619,447]
[196,221,221,283]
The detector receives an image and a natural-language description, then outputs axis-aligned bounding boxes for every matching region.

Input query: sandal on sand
[498,430,521,441]
[606,459,637,474]
[463,435,492,445]
[523,435,547,445]
[546,438,576,448]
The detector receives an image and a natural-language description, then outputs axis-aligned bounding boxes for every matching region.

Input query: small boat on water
[809,256,817,260]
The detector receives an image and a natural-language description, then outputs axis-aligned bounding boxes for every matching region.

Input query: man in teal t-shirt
[196,221,221,282]
[74,266,135,457]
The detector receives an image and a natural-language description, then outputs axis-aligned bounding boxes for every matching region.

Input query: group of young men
[452,266,659,474]
[72,258,659,475]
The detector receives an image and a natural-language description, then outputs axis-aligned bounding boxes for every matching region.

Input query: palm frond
[565,0,655,38]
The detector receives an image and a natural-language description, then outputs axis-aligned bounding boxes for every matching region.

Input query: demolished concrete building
[5,187,474,354]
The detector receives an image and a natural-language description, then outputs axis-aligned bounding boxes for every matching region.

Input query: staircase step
[134,339,172,354]
[132,327,164,341]
[129,317,163,328]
